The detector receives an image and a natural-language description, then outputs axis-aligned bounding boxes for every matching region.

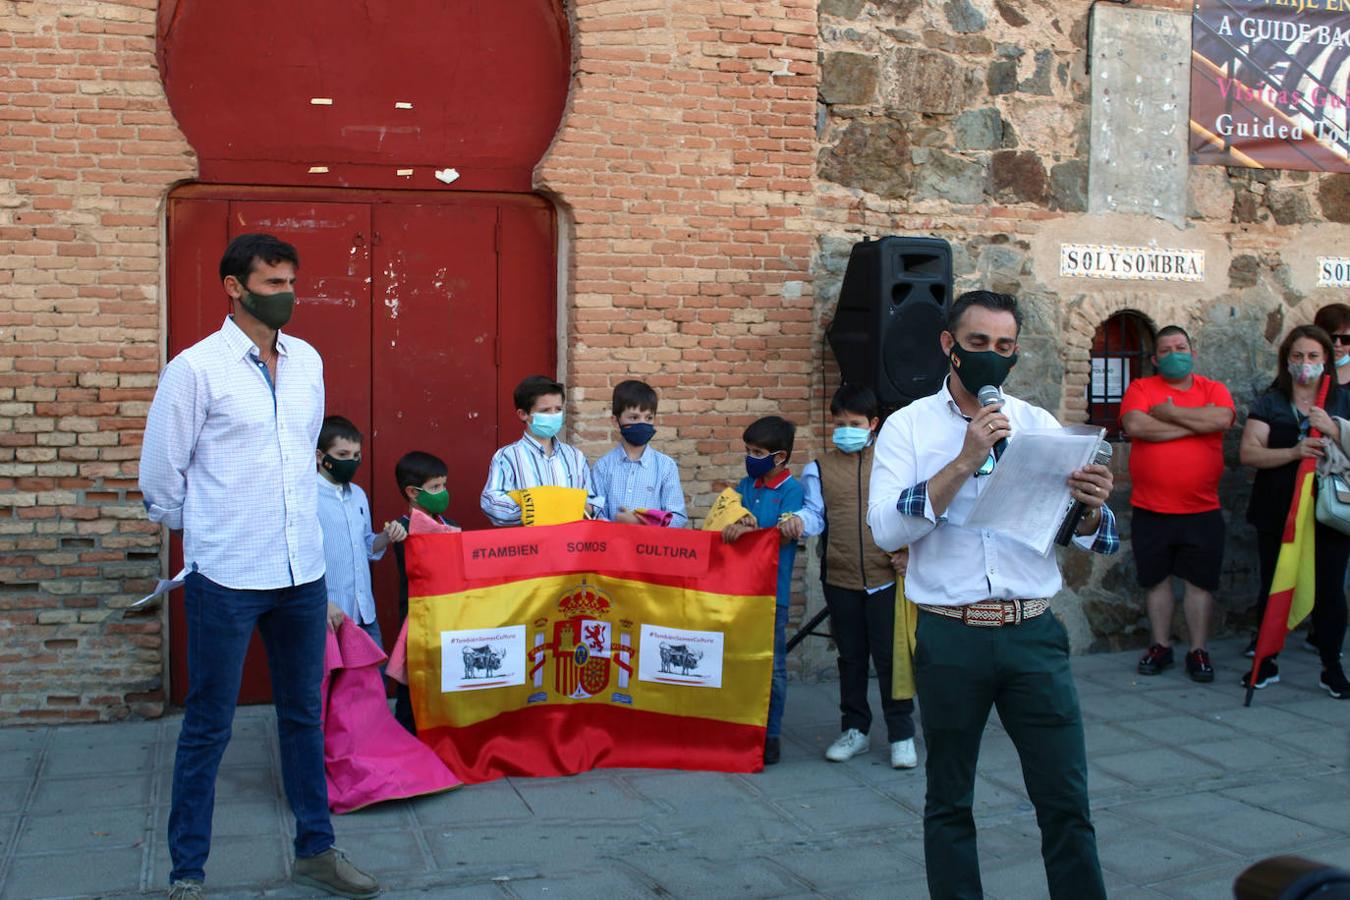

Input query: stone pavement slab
[0,637,1346,899]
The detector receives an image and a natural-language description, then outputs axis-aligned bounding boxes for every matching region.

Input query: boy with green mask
[390,450,459,733]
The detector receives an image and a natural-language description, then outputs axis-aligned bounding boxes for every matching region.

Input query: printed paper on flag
[638,624,725,689]
[440,626,526,693]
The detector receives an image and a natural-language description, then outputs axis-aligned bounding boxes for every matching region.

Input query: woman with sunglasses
[1238,324,1350,698]
[1314,303,1350,387]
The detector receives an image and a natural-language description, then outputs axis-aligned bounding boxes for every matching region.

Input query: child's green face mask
[415,488,450,515]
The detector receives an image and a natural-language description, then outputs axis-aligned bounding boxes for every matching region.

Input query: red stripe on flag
[406,524,779,599]
[418,705,767,782]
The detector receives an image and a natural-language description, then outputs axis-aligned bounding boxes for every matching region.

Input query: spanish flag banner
[1247,376,1330,706]
[404,522,778,782]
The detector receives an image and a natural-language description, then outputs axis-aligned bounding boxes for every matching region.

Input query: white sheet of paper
[128,566,190,611]
[962,427,1104,555]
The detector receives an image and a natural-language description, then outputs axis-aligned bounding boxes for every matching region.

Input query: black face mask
[619,423,656,446]
[321,454,360,484]
[949,341,1018,395]
[240,289,295,330]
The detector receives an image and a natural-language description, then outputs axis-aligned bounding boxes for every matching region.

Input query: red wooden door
[164,188,555,706]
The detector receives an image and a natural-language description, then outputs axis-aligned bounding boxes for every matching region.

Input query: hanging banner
[1189,0,1350,172]
[403,523,778,783]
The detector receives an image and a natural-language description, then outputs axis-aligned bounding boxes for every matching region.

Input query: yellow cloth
[702,487,753,531]
[507,486,588,526]
[891,577,919,701]
[1276,471,1318,629]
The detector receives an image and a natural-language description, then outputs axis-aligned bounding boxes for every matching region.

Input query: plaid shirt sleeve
[896,480,930,519]
[1073,502,1119,555]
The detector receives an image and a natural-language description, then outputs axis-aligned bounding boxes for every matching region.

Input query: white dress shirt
[315,473,385,624]
[867,378,1117,607]
[139,317,326,590]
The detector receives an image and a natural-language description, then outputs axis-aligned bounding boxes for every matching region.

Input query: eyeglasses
[975,451,995,478]
[1333,334,1350,345]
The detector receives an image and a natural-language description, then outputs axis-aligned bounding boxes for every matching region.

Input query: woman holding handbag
[1238,324,1350,699]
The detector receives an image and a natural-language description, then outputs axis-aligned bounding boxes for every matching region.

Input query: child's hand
[326,603,346,631]
[721,522,752,544]
[384,520,408,543]
[777,514,804,542]
[890,548,909,577]
[614,508,643,525]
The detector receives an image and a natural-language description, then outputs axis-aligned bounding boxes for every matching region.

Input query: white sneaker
[890,738,918,769]
[824,728,869,762]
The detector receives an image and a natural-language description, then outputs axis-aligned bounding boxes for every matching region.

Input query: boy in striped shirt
[480,374,604,526]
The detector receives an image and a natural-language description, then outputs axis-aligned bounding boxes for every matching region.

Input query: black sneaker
[1137,644,1174,676]
[1320,666,1350,699]
[763,737,781,766]
[1185,648,1215,683]
[1241,657,1280,690]
[1243,636,1256,659]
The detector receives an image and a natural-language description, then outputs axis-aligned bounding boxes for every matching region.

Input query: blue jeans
[767,601,788,738]
[358,616,383,651]
[169,573,333,883]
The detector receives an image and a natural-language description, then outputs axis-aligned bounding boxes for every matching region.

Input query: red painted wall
[157,0,570,192]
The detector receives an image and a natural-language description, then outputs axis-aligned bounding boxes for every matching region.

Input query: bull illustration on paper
[462,644,506,679]
[658,642,703,676]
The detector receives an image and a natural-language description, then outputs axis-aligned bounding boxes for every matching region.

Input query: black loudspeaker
[826,236,954,410]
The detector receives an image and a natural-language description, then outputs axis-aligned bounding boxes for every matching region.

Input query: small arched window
[1088,312,1155,440]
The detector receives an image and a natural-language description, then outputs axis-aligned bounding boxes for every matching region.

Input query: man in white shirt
[867,290,1117,900]
[140,233,377,900]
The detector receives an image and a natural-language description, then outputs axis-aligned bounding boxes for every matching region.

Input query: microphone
[1055,441,1114,546]
[977,385,1008,459]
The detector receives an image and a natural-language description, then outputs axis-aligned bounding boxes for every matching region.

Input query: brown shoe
[292,848,380,899]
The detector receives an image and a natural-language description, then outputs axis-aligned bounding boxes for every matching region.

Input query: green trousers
[913,611,1106,900]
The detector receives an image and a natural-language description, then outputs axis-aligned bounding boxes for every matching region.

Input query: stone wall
[812,0,1350,651]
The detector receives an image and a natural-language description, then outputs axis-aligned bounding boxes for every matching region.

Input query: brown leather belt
[918,599,1050,627]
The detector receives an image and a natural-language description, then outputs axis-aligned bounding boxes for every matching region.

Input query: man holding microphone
[868,290,1118,900]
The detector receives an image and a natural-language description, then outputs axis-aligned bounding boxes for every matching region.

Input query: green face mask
[415,488,450,516]
[1156,352,1193,380]
[240,289,295,330]
[949,341,1018,396]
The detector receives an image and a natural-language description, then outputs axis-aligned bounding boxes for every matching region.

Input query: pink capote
[320,619,460,813]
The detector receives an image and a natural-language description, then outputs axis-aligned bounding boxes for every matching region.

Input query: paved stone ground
[1,636,1347,899]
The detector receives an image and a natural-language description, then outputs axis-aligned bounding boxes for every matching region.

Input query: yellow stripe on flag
[1272,472,1319,630]
[407,573,775,731]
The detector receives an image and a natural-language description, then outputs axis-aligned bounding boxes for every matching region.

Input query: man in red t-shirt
[1120,326,1235,683]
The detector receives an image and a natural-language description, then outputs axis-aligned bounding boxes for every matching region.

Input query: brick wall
[0,0,196,722]
[537,0,819,506]
[536,0,822,659]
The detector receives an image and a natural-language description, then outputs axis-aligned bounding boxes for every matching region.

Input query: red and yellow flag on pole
[403,522,778,781]
[1247,376,1330,706]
